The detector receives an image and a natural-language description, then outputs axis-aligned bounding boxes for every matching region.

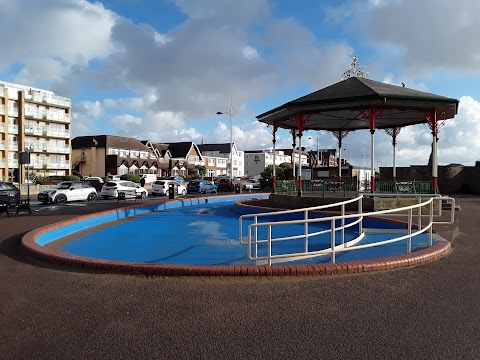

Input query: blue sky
[1,0,480,167]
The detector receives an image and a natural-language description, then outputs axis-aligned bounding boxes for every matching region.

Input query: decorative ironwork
[384,127,402,146]
[331,130,350,141]
[341,55,369,80]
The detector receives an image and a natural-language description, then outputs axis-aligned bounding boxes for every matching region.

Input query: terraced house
[0,81,72,182]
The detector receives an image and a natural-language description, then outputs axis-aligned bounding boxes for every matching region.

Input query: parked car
[168,176,184,183]
[100,180,148,199]
[216,178,232,191]
[37,181,97,204]
[83,176,105,192]
[152,180,187,196]
[0,182,20,205]
[242,179,262,191]
[106,175,121,181]
[186,180,217,194]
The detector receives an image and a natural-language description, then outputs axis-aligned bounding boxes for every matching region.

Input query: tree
[195,165,207,179]
[260,162,293,188]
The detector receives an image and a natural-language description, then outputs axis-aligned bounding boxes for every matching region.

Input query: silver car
[100,180,148,199]
[37,181,97,204]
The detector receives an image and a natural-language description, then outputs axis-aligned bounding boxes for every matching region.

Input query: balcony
[46,113,70,123]
[8,125,18,134]
[7,141,19,150]
[8,159,19,168]
[48,162,70,169]
[0,158,5,168]
[0,123,4,132]
[45,129,70,139]
[47,147,71,154]
[0,104,4,115]
[8,109,18,117]
[30,91,71,108]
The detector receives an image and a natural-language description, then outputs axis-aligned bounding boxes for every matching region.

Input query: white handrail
[242,195,455,265]
[239,195,363,245]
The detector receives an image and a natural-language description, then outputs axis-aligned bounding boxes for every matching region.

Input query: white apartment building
[244,150,307,177]
[0,81,71,182]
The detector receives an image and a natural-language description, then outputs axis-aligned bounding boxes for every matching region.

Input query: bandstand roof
[256,77,459,131]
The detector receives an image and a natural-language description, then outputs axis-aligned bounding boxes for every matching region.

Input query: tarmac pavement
[0,195,479,359]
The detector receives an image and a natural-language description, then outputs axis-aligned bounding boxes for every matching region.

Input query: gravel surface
[0,196,479,360]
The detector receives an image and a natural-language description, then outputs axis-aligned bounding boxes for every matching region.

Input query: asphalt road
[0,195,479,360]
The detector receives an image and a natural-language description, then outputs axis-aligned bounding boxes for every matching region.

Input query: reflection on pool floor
[59,201,434,266]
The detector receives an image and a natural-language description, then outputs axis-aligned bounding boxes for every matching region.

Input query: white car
[100,180,148,199]
[152,180,187,196]
[37,181,97,204]
[242,179,261,191]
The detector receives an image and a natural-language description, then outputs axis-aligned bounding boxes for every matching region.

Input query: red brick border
[20,197,452,277]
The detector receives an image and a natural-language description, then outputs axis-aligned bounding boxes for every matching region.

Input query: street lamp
[308,134,320,167]
[216,97,234,190]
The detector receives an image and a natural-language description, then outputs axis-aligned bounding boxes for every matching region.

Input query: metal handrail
[241,194,455,265]
[239,195,364,245]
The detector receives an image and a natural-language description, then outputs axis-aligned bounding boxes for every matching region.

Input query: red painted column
[272,122,279,191]
[291,129,297,186]
[294,112,311,196]
[431,111,438,193]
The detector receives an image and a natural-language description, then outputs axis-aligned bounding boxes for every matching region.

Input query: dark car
[0,182,21,205]
[216,178,232,191]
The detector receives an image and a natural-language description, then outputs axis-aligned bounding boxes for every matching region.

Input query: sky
[1,0,479,167]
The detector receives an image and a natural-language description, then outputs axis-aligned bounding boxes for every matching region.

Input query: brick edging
[20,197,452,277]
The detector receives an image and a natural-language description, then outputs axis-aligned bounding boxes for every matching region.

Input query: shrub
[34,175,45,185]
[62,175,81,182]
[120,174,141,183]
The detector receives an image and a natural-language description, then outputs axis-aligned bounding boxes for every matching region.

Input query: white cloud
[0,0,117,84]
[357,0,480,74]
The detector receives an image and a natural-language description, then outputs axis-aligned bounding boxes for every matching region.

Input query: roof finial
[341,54,369,80]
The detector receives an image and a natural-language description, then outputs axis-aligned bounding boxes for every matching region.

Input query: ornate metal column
[384,127,402,182]
[424,111,439,192]
[271,122,280,192]
[332,130,349,182]
[290,129,297,181]
[358,107,386,192]
[294,112,311,196]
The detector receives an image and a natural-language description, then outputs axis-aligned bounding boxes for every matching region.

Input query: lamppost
[308,134,320,167]
[216,97,234,190]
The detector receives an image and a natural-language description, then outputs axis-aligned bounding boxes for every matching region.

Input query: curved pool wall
[21,194,451,277]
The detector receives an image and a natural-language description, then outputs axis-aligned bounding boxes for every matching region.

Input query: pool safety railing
[239,194,455,265]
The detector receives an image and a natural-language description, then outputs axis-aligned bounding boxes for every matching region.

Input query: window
[130,150,139,158]
[119,149,129,157]
[108,148,119,155]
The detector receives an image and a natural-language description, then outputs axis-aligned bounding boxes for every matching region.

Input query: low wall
[381,164,480,194]
[269,194,375,211]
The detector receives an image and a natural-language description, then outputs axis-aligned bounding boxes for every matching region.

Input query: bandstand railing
[274,179,435,196]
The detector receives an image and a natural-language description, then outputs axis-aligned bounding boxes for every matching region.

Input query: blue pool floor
[59,201,435,266]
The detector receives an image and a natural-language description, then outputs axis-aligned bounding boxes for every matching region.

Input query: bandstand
[256,74,459,198]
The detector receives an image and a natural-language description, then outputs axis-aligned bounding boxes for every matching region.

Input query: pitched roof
[197,143,232,153]
[256,77,459,131]
[72,135,151,151]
